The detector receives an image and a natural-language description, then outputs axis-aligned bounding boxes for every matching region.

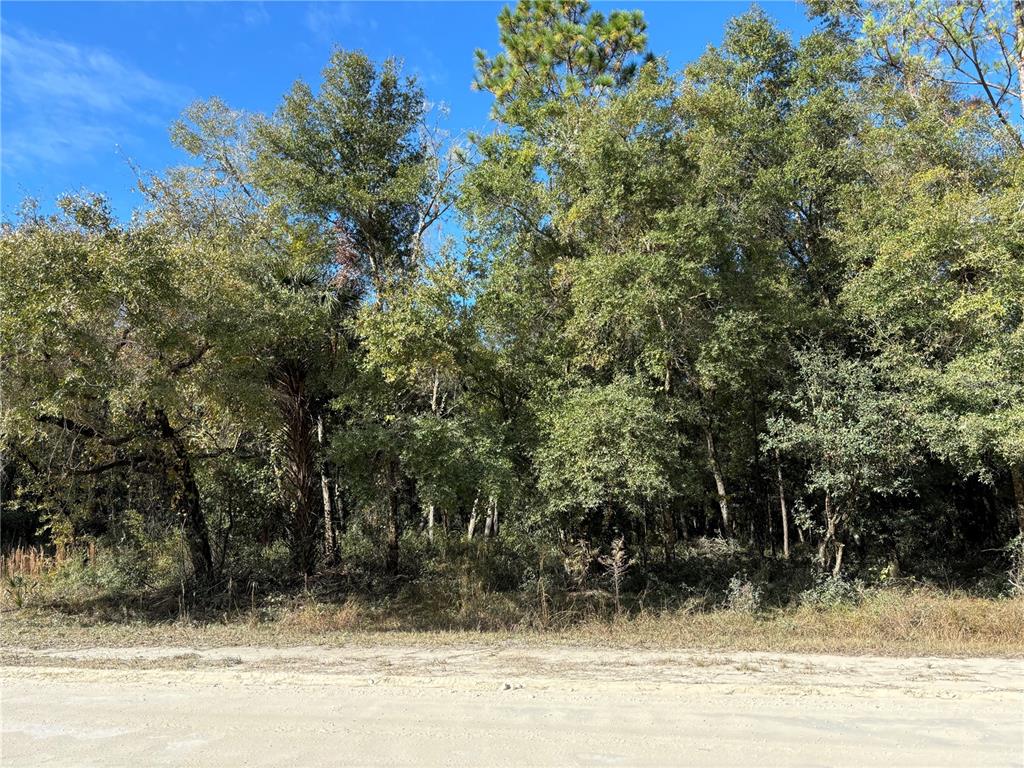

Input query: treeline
[2,0,1022,593]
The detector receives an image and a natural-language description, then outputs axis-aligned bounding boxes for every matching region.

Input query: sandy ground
[1,644,1022,767]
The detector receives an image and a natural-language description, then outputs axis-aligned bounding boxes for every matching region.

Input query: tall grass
[1,545,54,578]
[2,540,1021,657]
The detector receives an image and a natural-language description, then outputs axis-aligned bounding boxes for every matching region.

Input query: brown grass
[3,543,1020,657]
[1,546,52,578]
[3,589,1021,658]
[559,591,1024,656]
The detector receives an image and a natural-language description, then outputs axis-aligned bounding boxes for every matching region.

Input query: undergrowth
[2,537,1022,657]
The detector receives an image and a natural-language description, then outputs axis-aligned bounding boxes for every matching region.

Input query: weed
[4,587,1020,657]
[598,537,633,616]
[800,575,864,609]
[1006,535,1024,598]
[563,539,597,591]
[725,574,764,614]
[4,575,35,609]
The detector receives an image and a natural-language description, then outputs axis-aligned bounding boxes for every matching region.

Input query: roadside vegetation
[2,0,1023,655]
[3,535,1023,657]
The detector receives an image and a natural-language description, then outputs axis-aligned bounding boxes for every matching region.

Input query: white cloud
[304,2,376,43]
[0,26,191,172]
[243,3,271,28]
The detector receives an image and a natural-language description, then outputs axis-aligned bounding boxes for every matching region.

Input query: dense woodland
[2,0,1023,608]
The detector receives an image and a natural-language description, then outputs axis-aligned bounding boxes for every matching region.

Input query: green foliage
[4,575,36,609]
[254,49,430,287]
[767,347,916,509]
[3,0,1023,607]
[474,0,649,128]
[725,573,766,614]
[799,574,865,609]
[840,152,1024,482]
[535,378,675,534]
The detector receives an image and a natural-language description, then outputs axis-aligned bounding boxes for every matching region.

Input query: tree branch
[35,415,142,448]
[168,342,212,376]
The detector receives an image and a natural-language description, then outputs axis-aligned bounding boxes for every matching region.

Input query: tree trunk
[154,409,213,581]
[275,366,320,577]
[775,450,790,560]
[832,541,845,578]
[426,503,435,542]
[483,495,497,538]
[819,492,842,574]
[467,492,481,540]
[386,484,401,575]
[176,458,213,582]
[333,481,346,535]
[1014,0,1024,122]
[661,506,677,562]
[317,416,335,564]
[704,425,730,534]
[1011,464,1024,536]
[431,369,440,413]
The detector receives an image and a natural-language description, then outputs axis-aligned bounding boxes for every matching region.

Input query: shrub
[800,574,864,609]
[725,573,764,614]
[1006,535,1024,598]
[4,575,36,608]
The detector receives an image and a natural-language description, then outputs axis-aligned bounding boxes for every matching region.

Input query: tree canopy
[3,0,1022,594]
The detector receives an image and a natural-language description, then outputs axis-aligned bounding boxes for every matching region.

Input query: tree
[839,129,1024,532]
[535,377,676,542]
[254,49,436,294]
[0,195,267,580]
[815,0,1023,148]
[767,347,917,574]
[4,0,1022,598]
[474,0,649,129]
[166,50,450,575]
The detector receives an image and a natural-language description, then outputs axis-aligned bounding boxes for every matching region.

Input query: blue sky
[1,1,812,220]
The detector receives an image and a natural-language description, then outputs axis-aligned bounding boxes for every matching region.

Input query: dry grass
[1,546,51,578]
[3,589,1021,658]
[3,542,1020,657]
[278,597,370,633]
[559,591,1024,656]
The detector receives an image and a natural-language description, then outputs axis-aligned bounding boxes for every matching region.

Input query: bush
[800,574,864,609]
[725,573,765,614]
[49,549,140,601]
[1006,535,1024,598]
[4,575,37,608]
[231,540,293,590]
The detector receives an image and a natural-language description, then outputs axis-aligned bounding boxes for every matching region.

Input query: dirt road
[2,644,1022,766]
